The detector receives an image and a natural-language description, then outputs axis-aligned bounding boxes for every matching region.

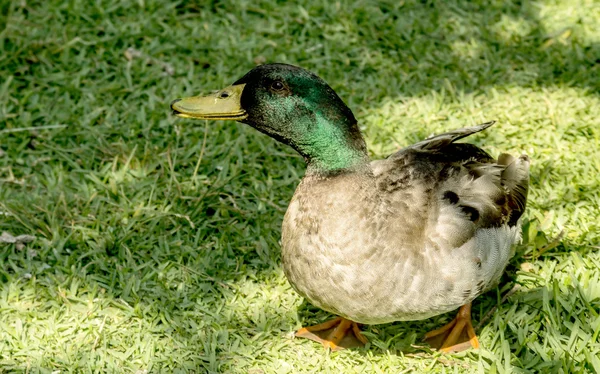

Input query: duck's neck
[294,114,370,175]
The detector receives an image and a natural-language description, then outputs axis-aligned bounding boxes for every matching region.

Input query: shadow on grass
[170,0,600,101]
[346,1,599,96]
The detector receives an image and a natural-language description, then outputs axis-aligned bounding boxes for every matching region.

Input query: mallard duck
[171,63,529,352]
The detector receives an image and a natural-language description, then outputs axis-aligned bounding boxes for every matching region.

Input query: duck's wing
[386,121,496,162]
[373,121,530,248]
[366,123,529,348]
[407,121,496,152]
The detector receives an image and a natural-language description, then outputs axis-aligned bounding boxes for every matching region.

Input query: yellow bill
[171,84,247,120]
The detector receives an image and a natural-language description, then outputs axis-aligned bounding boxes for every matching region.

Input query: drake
[171,63,529,352]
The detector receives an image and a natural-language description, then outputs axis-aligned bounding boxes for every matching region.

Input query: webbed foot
[295,317,368,351]
[424,303,480,353]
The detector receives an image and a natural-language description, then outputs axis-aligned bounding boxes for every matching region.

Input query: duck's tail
[498,153,530,226]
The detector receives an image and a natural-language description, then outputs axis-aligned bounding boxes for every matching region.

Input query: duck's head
[171,63,368,173]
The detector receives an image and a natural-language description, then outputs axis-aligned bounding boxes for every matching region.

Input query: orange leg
[295,317,368,351]
[424,303,480,353]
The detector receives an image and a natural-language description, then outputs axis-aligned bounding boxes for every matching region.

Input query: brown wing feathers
[421,123,530,228]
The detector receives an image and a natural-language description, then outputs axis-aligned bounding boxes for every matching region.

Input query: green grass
[1,0,599,372]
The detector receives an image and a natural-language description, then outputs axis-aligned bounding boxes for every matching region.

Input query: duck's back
[282,122,529,324]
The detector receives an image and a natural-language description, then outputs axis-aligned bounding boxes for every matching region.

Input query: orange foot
[424,303,480,353]
[295,317,368,351]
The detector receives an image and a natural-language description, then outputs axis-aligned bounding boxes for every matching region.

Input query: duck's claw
[424,303,480,353]
[295,317,368,351]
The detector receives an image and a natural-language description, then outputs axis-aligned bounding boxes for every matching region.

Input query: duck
[171,63,530,352]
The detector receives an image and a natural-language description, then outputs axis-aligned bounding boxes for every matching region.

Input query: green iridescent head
[171,63,369,173]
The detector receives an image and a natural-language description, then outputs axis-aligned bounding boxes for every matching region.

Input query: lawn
[1,0,599,372]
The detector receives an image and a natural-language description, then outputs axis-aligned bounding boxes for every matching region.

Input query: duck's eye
[219,91,230,98]
[271,81,284,91]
